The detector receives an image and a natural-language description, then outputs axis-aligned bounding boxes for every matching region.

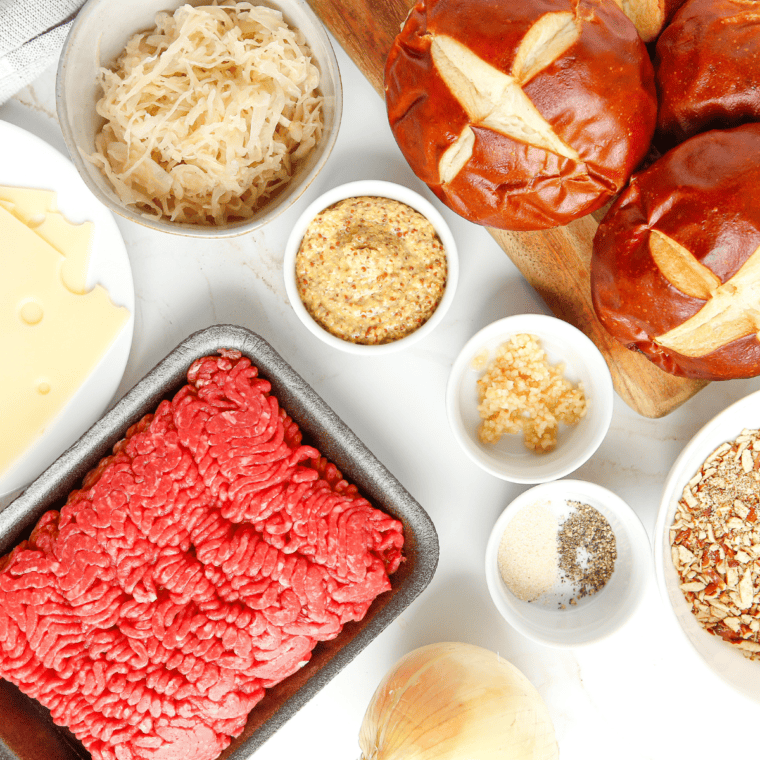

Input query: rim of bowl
[283,180,460,355]
[55,0,343,238]
[654,387,760,703]
[485,479,650,648]
[445,314,613,483]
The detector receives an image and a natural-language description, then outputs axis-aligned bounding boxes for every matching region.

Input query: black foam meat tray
[0,325,439,760]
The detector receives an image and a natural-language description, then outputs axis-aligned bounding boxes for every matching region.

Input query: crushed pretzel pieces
[671,428,760,660]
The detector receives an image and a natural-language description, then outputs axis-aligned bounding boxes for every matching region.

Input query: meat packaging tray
[0,325,439,760]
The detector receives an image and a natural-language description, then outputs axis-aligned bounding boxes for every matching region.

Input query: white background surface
[3,27,760,760]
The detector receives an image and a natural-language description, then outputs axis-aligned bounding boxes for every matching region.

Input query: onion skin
[358,642,559,760]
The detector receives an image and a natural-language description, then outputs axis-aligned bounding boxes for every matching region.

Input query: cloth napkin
[0,0,85,105]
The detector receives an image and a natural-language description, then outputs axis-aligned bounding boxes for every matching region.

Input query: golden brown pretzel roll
[384,0,657,231]
[591,123,760,380]
[611,0,686,41]
[655,0,760,144]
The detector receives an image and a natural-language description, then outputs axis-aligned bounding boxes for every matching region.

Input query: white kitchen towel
[0,0,85,105]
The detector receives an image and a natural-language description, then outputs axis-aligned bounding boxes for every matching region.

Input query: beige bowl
[56,0,342,237]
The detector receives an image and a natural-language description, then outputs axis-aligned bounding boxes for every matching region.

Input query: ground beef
[0,350,404,760]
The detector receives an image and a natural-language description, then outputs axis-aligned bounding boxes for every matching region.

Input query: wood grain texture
[306,0,708,417]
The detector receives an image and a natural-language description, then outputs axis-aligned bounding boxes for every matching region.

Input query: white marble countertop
[3,29,760,760]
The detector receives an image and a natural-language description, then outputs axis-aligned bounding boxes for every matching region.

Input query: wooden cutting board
[306,0,708,418]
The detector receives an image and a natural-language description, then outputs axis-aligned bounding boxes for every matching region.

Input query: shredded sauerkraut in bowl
[88,1,324,225]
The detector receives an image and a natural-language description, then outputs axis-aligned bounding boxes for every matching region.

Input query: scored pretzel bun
[611,0,686,41]
[655,0,760,144]
[591,123,760,380]
[384,0,657,231]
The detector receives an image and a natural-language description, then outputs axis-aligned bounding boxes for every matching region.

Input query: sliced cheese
[0,186,57,220]
[0,204,129,476]
[0,186,93,295]
[33,213,94,295]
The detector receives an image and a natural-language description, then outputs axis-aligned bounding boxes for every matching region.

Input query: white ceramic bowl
[283,180,459,355]
[655,389,760,704]
[446,314,613,483]
[486,479,650,648]
[56,0,342,238]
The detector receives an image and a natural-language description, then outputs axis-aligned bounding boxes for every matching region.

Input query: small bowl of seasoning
[446,314,614,483]
[485,479,650,648]
[283,180,458,354]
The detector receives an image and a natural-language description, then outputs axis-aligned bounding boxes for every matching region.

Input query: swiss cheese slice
[0,186,93,294]
[0,204,128,475]
[33,213,94,295]
[0,186,57,219]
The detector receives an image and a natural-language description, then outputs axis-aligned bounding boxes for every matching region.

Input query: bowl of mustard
[283,180,459,354]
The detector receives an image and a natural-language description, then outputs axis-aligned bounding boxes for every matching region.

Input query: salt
[496,498,616,607]
[497,500,558,602]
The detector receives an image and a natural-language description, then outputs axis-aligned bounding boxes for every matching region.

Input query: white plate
[655,389,760,704]
[0,120,134,498]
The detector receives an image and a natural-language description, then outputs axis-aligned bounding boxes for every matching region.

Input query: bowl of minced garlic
[446,314,614,483]
[485,480,650,647]
[283,180,459,354]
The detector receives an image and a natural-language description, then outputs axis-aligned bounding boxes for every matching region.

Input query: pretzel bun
[611,0,686,41]
[591,123,760,380]
[384,0,657,231]
[655,0,760,144]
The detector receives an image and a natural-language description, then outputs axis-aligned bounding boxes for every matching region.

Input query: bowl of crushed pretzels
[655,388,760,704]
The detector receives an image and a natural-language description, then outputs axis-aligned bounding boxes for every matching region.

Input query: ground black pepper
[558,501,616,603]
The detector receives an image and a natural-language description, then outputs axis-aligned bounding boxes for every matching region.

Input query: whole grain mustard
[295,196,447,344]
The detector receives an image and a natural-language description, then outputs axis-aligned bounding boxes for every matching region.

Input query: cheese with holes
[0,186,93,294]
[0,203,128,475]
[0,186,57,219]
[384,0,657,231]
[591,123,760,380]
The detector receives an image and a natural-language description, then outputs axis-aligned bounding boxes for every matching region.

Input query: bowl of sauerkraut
[56,0,342,236]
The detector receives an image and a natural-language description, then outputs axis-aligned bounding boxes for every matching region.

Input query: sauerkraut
[89,2,324,225]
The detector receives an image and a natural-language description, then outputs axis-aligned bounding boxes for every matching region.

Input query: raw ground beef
[0,350,404,760]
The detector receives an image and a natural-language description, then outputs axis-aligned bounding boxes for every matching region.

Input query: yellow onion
[359,642,559,760]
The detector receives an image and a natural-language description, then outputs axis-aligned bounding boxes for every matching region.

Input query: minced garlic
[476,333,586,452]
